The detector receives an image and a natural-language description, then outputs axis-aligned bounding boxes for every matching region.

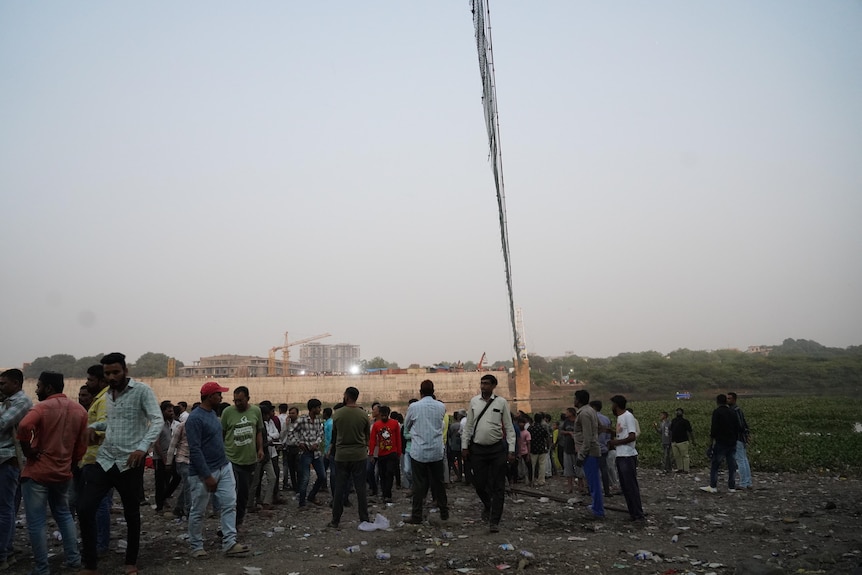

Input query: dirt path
[14,469,862,574]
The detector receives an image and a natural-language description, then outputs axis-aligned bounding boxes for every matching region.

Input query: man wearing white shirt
[608,395,644,522]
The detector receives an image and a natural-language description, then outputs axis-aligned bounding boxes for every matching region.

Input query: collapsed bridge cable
[471,0,519,361]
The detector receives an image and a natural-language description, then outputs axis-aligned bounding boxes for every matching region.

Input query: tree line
[23,352,182,379]
[21,338,860,392]
[528,338,862,395]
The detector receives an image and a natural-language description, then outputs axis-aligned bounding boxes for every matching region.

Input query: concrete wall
[40,372,526,413]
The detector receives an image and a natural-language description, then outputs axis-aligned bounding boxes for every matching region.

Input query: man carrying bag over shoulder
[461,374,516,534]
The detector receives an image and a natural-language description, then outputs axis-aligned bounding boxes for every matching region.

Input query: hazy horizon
[2,2,860,370]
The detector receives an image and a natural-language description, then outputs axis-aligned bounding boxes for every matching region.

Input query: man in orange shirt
[18,371,88,575]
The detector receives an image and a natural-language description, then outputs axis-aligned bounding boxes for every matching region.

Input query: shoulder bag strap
[470,395,497,441]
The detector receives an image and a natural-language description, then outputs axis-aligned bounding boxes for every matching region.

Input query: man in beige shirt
[460,374,516,533]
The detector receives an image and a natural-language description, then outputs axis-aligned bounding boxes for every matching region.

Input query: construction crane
[267,332,331,376]
[477,352,486,372]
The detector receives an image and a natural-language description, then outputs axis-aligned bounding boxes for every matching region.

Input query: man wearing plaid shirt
[295,399,326,508]
[1,369,33,571]
[79,353,163,575]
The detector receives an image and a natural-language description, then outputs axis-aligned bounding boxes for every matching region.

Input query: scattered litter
[519,550,535,558]
[359,514,390,532]
[500,543,515,550]
[635,551,653,560]
[242,568,262,575]
[568,536,588,541]
[344,545,360,554]
[538,497,550,503]
[671,535,679,543]
[375,549,391,560]
[496,564,511,570]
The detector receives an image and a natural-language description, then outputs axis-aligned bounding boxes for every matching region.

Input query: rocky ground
[10,468,862,575]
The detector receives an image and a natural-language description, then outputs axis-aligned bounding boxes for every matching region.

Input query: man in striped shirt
[403,380,448,523]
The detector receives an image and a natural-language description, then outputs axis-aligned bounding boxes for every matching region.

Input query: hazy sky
[2,1,861,370]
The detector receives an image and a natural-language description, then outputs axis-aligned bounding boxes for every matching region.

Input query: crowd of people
[0,355,755,574]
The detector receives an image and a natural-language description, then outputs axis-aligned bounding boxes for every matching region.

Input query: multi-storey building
[178,354,303,378]
[299,343,360,374]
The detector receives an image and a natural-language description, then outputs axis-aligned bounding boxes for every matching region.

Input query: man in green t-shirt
[328,386,371,528]
[221,386,263,528]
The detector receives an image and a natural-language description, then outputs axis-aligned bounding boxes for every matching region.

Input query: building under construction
[178,354,303,378]
[177,339,361,378]
[299,343,360,374]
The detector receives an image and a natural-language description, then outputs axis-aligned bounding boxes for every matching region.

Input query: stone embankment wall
[41,372,534,412]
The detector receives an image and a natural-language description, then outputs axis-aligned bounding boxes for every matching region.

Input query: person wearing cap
[18,371,89,575]
[186,381,249,558]
[669,407,695,473]
[79,352,163,575]
[0,368,33,571]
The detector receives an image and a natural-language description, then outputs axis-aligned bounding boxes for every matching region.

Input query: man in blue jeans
[296,398,326,508]
[186,381,249,558]
[0,369,33,571]
[701,394,740,494]
[573,389,604,519]
[79,352,163,575]
[18,371,89,575]
[727,392,753,489]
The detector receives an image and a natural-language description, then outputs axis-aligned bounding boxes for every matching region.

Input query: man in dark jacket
[700,394,740,494]
[669,408,695,473]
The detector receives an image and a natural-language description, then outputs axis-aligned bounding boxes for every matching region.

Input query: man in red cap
[185,381,249,558]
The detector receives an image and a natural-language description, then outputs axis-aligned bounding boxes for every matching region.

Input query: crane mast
[267,332,331,376]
